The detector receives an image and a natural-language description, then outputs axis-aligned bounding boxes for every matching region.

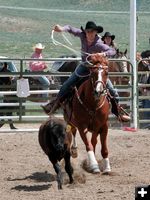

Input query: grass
[0,1,149,59]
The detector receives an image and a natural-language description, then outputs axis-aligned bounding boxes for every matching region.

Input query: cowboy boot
[110,97,131,122]
[41,98,61,115]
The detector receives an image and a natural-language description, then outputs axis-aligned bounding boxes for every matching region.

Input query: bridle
[74,61,108,115]
[90,66,108,104]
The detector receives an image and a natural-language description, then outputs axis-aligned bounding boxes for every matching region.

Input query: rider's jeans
[7,62,18,72]
[58,63,89,100]
[58,63,119,102]
[106,79,119,100]
[36,76,50,98]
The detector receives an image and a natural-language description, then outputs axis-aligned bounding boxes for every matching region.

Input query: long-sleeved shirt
[29,52,46,71]
[63,25,116,61]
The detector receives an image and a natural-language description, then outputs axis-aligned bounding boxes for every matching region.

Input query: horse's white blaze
[121,56,128,72]
[87,150,100,173]
[95,69,103,93]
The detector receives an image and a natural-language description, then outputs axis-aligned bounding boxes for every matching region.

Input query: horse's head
[87,54,109,98]
[115,49,128,72]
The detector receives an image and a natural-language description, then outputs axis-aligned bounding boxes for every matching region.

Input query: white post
[130,0,138,129]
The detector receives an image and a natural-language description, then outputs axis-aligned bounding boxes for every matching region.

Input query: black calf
[38,118,73,189]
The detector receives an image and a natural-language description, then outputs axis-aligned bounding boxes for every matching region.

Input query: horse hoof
[103,168,111,173]
[71,146,78,158]
[92,168,100,174]
[90,164,100,174]
[100,158,111,173]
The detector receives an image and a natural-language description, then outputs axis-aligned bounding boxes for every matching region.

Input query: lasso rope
[51,30,80,55]
[51,30,91,57]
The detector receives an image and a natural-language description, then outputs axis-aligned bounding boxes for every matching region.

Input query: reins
[74,86,95,116]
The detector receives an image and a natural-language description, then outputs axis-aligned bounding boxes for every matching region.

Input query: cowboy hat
[34,43,45,50]
[102,32,115,41]
[81,21,103,33]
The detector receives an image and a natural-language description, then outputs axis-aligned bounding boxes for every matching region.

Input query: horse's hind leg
[99,125,111,172]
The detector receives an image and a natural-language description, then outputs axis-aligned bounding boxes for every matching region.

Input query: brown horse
[109,49,130,85]
[63,54,111,173]
[108,49,131,99]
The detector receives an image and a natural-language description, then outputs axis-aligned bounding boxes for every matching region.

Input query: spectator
[29,43,50,98]
[102,32,117,50]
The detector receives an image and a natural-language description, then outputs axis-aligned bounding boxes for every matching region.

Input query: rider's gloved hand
[53,25,63,32]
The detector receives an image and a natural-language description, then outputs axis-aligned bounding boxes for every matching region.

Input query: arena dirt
[0,124,149,200]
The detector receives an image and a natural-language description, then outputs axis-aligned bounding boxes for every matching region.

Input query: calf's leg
[49,157,63,190]
[64,151,74,184]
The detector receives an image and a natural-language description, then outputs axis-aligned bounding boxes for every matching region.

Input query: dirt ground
[0,124,150,200]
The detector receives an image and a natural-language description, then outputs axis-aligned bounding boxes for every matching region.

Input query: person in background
[29,43,50,98]
[0,56,18,72]
[42,21,130,122]
[101,32,117,50]
[139,50,150,129]
[7,62,18,72]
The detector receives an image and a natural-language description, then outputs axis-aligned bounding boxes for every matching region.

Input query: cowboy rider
[42,21,130,122]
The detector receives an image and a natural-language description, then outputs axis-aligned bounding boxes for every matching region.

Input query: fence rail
[0,57,149,131]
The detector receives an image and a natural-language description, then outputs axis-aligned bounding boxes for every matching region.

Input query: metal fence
[137,59,150,129]
[0,57,143,132]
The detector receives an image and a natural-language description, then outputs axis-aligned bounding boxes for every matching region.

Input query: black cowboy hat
[81,21,103,33]
[141,50,150,58]
[102,32,115,41]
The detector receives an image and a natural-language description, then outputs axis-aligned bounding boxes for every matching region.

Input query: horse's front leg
[79,128,100,173]
[91,132,98,153]
[99,125,111,173]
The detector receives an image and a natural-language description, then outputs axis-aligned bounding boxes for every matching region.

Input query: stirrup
[118,114,131,122]
[118,106,131,122]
